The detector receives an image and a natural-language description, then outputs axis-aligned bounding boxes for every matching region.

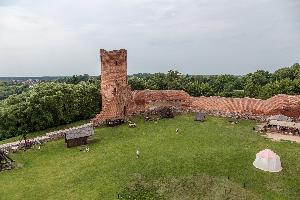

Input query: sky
[0,0,299,76]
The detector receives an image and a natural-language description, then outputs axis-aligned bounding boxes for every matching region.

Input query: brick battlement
[92,49,300,126]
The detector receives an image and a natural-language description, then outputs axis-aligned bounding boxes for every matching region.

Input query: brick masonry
[92,49,300,125]
[191,95,300,119]
[92,49,132,126]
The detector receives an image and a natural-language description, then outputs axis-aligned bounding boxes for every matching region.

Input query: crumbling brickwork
[191,94,300,119]
[92,49,300,126]
[128,90,191,114]
[92,49,132,126]
[263,95,300,118]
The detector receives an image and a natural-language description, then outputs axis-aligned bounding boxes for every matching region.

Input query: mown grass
[0,115,299,199]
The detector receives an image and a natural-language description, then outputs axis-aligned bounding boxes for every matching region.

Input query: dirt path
[263,132,300,143]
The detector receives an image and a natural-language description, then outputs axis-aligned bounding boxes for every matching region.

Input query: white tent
[253,149,282,172]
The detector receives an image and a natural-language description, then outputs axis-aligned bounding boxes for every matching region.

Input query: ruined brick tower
[92,49,300,126]
[92,49,132,126]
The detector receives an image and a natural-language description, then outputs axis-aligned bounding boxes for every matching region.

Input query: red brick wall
[130,92,300,119]
[128,90,191,114]
[92,49,300,126]
[263,95,300,118]
[191,95,300,118]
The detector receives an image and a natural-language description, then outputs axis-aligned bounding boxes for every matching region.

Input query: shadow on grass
[87,138,101,145]
[118,174,262,200]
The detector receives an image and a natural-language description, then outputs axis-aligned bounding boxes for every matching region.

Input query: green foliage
[244,70,271,98]
[0,82,100,140]
[259,79,300,99]
[129,63,300,99]
[55,74,92,84]
[128,77,146,90]
[129,72,244,97]
[272,63,300,81]
[0,81,28,100]
[1,63,299,140]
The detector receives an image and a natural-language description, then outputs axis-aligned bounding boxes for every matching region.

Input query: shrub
[0,82,100,140]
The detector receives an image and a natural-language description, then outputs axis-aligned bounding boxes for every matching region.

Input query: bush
[0,82,100,140]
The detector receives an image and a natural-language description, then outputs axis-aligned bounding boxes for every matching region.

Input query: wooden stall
[65,124,94,148]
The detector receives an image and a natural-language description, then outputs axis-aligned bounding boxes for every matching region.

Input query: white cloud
[0,0,299,76]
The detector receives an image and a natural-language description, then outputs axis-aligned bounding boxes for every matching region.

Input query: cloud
[0,0,299,76]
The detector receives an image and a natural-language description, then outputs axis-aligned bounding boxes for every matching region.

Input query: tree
[244,70,271,97]
[0,82,100,140]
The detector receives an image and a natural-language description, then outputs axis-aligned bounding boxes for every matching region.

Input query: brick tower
[92,49,132,126]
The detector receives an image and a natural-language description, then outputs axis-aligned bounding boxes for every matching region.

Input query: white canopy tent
[253,149,282,172]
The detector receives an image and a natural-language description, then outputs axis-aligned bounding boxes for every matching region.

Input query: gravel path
[263,132,300,143]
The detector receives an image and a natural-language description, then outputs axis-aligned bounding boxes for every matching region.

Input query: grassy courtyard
[0,115,299,199]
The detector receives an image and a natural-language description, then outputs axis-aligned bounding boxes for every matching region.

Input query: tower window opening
[124,106,127,116]
[115,61,118,65]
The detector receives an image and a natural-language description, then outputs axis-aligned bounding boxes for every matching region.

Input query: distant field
[0,115,299,199]
[0,77,61,81]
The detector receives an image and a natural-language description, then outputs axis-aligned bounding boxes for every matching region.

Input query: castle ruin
[97,49,132,121]
[92,49,300,126]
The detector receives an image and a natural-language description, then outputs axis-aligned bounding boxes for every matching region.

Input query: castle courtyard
[0,115,299,199]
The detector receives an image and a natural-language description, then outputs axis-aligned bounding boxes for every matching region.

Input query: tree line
[0,81,28,100]
[129,63,300,99]
[0,82,100,140]
[0,63,299,141]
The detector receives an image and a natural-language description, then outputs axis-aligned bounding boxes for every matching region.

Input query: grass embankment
[0,115,299,199]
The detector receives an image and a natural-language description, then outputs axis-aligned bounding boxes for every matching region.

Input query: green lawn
[0,115,299,199]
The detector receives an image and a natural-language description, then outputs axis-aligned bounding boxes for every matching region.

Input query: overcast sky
[0,0,299,76]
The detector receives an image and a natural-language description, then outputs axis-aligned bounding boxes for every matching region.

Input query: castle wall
[128,91,300,120]
[191,96,264,115]
[191,94,300,119]
[92,49,300,126]
[263,95,300,118]
[128,90,192,114]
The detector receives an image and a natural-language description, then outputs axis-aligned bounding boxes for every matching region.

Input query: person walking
[136,149,140,159]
